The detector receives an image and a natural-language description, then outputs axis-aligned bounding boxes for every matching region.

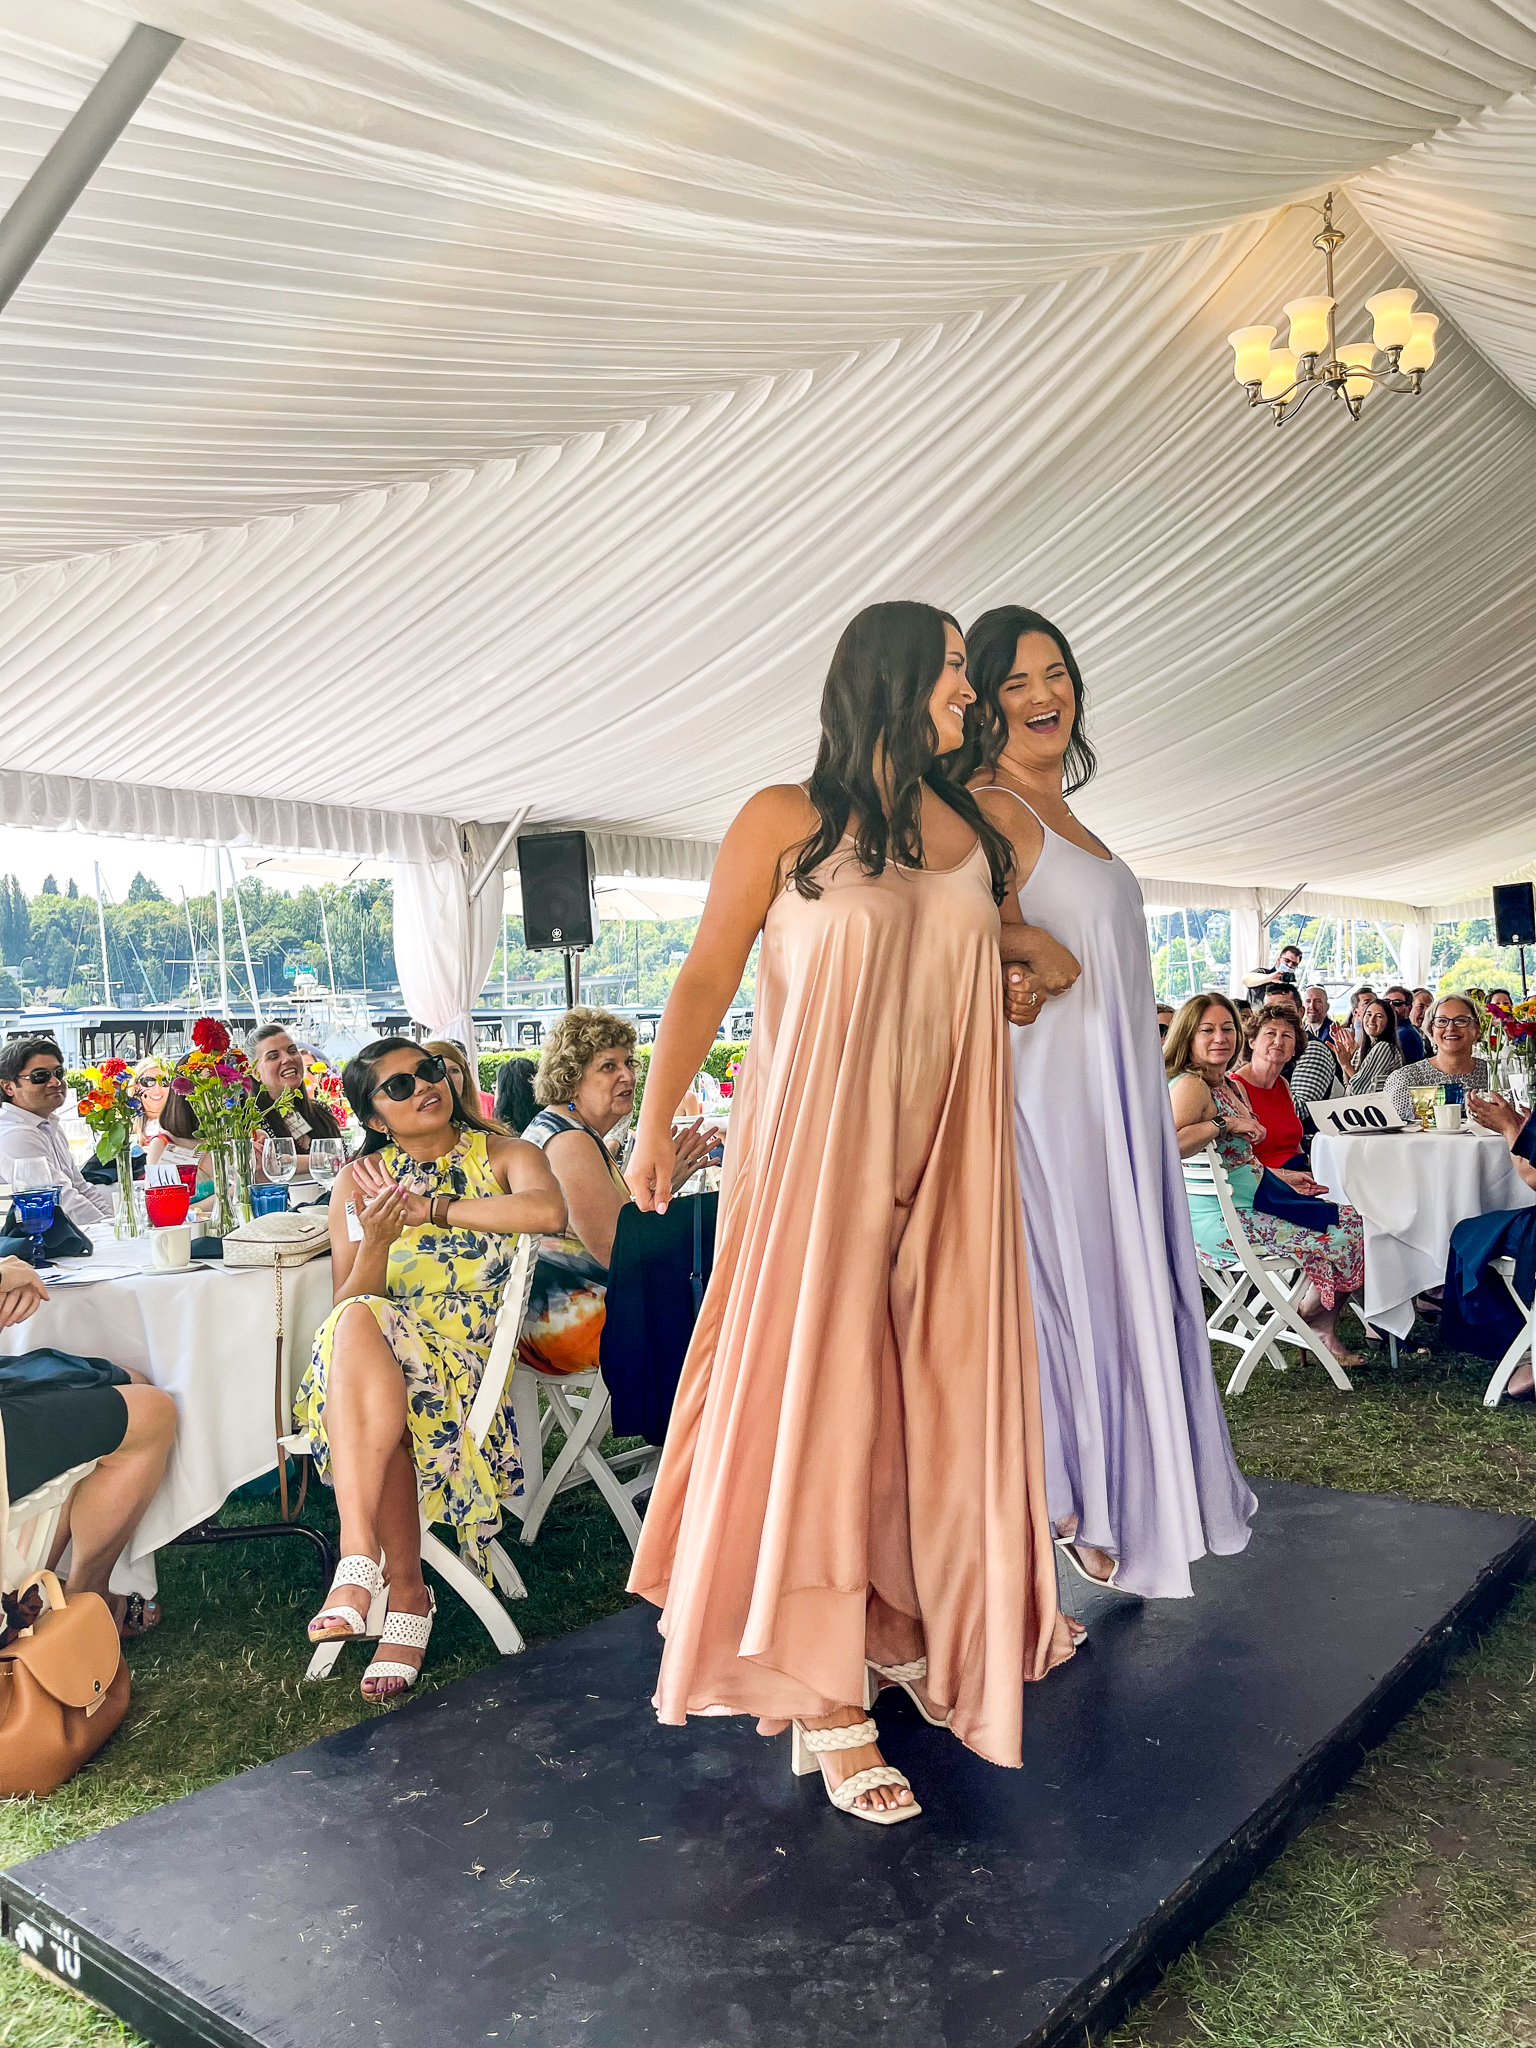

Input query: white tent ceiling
[2,0,1536,915]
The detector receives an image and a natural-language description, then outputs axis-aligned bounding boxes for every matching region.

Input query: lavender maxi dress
[1000,794,1256,1597]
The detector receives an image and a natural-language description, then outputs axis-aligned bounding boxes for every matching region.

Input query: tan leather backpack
[0,1570,129,1797]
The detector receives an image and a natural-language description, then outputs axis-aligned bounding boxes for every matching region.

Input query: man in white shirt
[1301,984,1333,1044]
[0,1035,115,1230]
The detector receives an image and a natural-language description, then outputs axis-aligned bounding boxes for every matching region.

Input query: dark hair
[786,601,1014,905]
[1360,998,1396,1046]
[1384,985,1411,1003]
[494,1055,540,1135]
[0,1035,63,1092]
[343,1036,461,1158]
[955,606,1097,795]
[246,1024,343,1146]
[158,1075,200,1143]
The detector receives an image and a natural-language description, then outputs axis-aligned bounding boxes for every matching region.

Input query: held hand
[1000,926,1081,997]
[626,1126,677,1215]
[0,1256,48,1327]
[1228,1113,1266,1143]
[1004,966,1046,1027]
[351,1155,394,1203]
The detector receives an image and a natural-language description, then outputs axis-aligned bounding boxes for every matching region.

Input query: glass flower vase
[113,1146,140,1239]
[207,1140,248,1239]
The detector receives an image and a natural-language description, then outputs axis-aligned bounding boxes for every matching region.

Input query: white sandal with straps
[308,1554,384,1641]
[864,1655,951,1729]
[362,1590,436,1700]
[791,1716,921,1826]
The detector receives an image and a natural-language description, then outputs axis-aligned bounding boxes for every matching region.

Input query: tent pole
[214,848,230,1015]
[319,893,338,995]
[93,862,113,1007]
[0,23,182,316]
[225,847,263,1028]
[179,885,202,1009]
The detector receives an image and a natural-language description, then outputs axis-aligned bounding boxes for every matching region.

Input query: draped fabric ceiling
[3,0,1536,977]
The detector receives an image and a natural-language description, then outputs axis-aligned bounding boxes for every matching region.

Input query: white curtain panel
[1399,918,1438,992]
[1226,906,1265,1002]
[392,822,515,1053]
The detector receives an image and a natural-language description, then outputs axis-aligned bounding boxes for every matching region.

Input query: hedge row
[477,1041,748,1099]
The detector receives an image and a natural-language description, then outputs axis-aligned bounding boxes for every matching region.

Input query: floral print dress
[1183,1077,1365,1309]
[295,1130,522,1578]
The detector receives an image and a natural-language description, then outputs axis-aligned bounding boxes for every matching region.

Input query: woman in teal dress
[298,1037,565,1700]
[1166,994,1365,1369]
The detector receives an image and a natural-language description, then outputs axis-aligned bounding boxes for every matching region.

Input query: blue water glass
[249,1183,289,1216]
[13,1188,56,1249]
[1442,1080,1465,1105]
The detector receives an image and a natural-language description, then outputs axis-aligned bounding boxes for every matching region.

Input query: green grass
[4,1334,1534,2047]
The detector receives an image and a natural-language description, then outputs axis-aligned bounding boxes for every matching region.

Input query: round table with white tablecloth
[1310,1128,1536,1340]
[0,1226,333,1596]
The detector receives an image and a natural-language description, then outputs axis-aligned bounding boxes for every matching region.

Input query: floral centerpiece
[1486,993,1536,1098]
[306,1056,349,1129]
[172,1018,296,1234]
[67,1057,140,1236]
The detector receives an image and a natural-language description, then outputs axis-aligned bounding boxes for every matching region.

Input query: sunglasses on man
[18,1064,66,1086]
[372,1054,448,1103]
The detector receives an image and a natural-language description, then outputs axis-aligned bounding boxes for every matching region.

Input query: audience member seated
[0,1037,115,1229]
[131,1057,170,1142]
[517,1009,715,1378]
[421,1039,503,1132]
[1384,984,1426,1064]
[1347,984,1375,1041]
[1335,996,1405,1094]
[1167,994,1365,1367]
[147,1069,217,1213]
[493,1056,539,1135]
[1301,984,1334,1045]
[247,1025,343,1173]
[1232,1008,1347,1231]
[1441,1092,1536,1396]
[1387,995,1490,1122]
[0,1256,177,1640]
[297,1038,565,1699]
[1255,984,1338,1123]
[1410,987,1434,1031]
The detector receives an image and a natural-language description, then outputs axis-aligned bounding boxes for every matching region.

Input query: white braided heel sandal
[863,1656,951,1729]
[307,1554,385,1641]
[1055,1537,1134,1595]
[790,1717,921,1826]
[361,1590,436,1701]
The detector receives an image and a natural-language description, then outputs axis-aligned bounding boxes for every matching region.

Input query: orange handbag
[0,1570,129,1797]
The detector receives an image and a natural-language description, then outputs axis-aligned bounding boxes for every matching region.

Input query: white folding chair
[0,1413,99,1598]
[1481,1256,1536,1407]
[286,1233,539,1680]
[507,1359,660,1553]
[1184,1146,1354,1394]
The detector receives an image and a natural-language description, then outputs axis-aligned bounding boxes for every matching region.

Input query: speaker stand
[1520,944,1528,1002]
[563,947,584,1007]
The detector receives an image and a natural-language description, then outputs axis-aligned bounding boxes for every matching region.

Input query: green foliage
[477,1047,539,1090]
[701,1040,748,1083]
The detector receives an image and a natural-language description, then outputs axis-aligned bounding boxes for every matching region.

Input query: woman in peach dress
[627,601,1081,1825]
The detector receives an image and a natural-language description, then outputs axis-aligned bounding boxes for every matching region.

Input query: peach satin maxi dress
[628,838,1071,1769]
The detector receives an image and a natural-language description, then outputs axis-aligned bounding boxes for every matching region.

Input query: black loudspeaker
[517,831,597,951]
[1493,881,1536,949]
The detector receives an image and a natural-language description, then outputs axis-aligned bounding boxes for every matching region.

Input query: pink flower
[171,1075,196,1095]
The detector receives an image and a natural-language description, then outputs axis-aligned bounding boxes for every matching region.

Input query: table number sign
[1308,1093,1406,1137]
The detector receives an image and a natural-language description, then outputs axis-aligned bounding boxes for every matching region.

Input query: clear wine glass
[308,1137,344,1190]
[12,1157,57,1196]
[261,1135,298,1185]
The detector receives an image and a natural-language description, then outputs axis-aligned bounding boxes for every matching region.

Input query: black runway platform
[5,1480,1533,2048]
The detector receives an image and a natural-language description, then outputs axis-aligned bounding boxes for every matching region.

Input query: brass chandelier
[1227,192,1438,425]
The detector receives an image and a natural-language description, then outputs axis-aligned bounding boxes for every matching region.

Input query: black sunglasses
[20,1064,66,1086]
[373,1054,447,1103]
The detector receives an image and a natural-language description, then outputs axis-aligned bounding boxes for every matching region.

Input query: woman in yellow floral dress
[298,1037,565,1700]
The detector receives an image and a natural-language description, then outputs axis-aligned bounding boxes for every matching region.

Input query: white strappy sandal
[307,1554,385,1641]
[1055,1536,1135,1596]
[790,1717,921,1826]
[362,1590,436,1701]
[864,1656,951,1728]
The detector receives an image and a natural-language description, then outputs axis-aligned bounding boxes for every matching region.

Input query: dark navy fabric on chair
[600,1193,718,1445]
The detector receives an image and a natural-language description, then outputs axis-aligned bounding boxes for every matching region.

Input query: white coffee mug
[1434,1102,1463,1133]
[149,1222,193,1270]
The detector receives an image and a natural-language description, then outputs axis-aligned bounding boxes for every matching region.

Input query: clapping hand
[351,1156,430,1235]
[669,1118,720,1193]
[0,1254,48,1329]
[1329,1024,1356,1069]
[1470,1091,1528,1144]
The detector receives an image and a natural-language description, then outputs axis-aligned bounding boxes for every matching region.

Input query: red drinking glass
[145,1184,192,1228]
[176,1164,199,1198]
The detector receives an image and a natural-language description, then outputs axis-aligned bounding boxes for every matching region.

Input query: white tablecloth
[1311,1129,1536,1339]
[0,1228,334,1595]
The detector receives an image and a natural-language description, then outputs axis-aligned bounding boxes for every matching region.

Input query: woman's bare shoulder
[729,783,817,843]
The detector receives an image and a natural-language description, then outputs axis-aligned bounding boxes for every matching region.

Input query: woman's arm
[328,1161,405,1302]
[1170,1073,1221,1158]
[627,786,810,1212]
[542,1130,623,1265]
[350,1139,566,1240]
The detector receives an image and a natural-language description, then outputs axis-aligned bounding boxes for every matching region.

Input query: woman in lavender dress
[963,608,1255,1599]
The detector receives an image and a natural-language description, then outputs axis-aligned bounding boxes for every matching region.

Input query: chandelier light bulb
[1228,325,1277,385]
[1400,312,1439,372]
[1337,343,1377,403]
[1261,347,1298,400]
[1364,288,1418,350]
[1283,295,1334,357]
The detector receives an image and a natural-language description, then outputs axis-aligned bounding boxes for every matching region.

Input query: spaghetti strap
[982,784,1046,831]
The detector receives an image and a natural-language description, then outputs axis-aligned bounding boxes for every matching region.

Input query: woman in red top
[1230,1007,1339,1223]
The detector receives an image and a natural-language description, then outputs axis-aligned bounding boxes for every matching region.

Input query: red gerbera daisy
[192,1017,231,1054]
